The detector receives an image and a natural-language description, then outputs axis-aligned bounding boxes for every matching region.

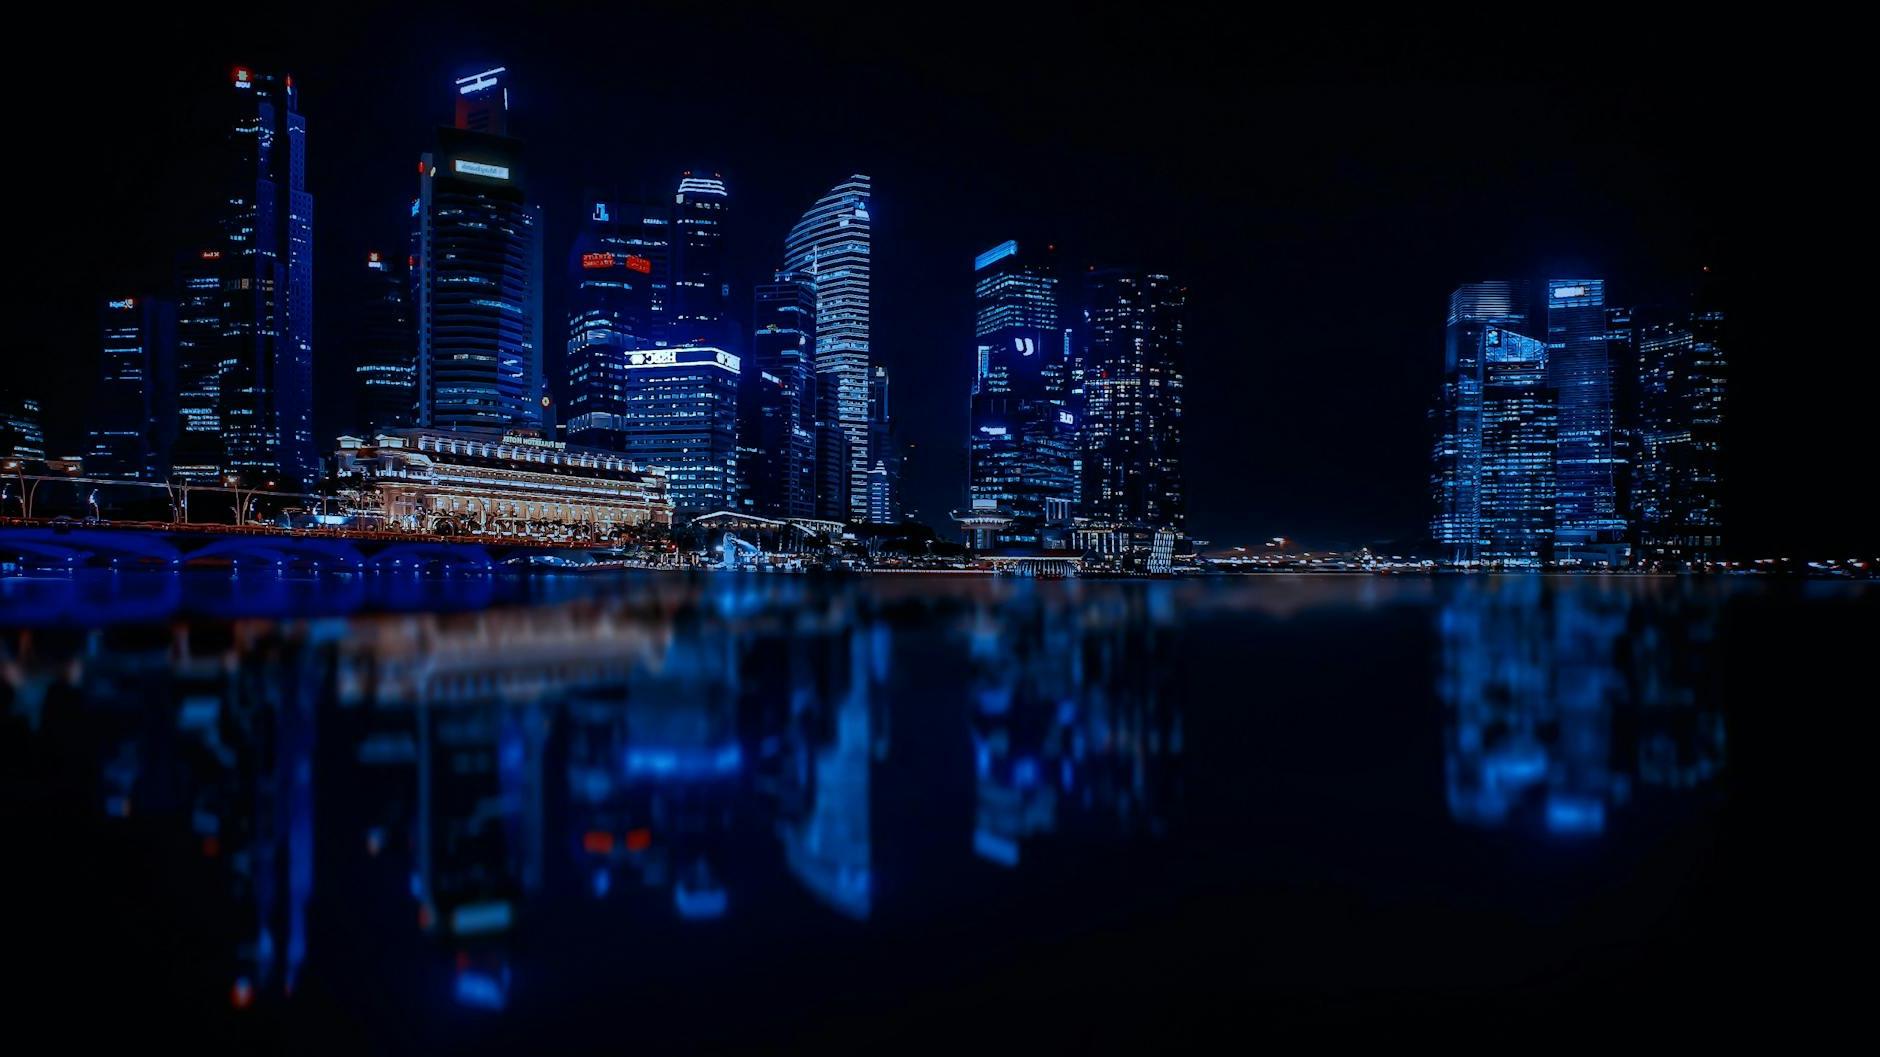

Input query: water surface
[2,572,1860,1050]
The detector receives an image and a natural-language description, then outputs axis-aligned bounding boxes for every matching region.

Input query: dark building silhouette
[355,251,415,435]
[89,295,175,480]
[1076,269,1186,557]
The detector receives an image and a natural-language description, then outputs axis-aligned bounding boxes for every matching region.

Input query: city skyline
[12,10,1849,555]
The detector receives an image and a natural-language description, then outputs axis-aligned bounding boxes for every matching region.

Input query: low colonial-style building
[334,429,672,539]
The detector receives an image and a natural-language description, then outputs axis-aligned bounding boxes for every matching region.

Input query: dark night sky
[13,6,1863,554]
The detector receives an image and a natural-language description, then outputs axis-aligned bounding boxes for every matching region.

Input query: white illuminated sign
[1552,285,1588,299]
[456,67,506,95]
[454,159,511,180]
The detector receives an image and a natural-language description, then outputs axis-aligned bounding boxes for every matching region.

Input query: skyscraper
[670,173,731,348]
[742,273,819,519]
[866,365,897,523]
[965,240,1074,548]
[415,66,545,434]
[1078,269,1186,549]
[355,251,415,435]
[565,196,656,450]
[1432,281,1531,564]
[217,67,316,490]
[783,175,872,520]
[616,346,742,515]
[1478,326,1555,565]
[0,386,46,463]
[1634,273,1727,565]
[89,296,175,480]
[1548,279,1627,562]
[171,248,226,483]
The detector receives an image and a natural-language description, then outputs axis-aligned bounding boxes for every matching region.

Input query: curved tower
[783,175,872,520]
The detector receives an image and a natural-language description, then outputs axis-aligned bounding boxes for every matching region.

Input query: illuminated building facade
[356,251,415,434]
[1548,279,1627,561]
[742,274,819,519]
[1633,277,1727,564]
[0,388,45,463]
[614,346,742,515]
[415,67,546,434]
[783,175,873,520]
[1431,281,1530,564]
[217,67,317,490]
[1078,269,1186,552]
[1478,326,1555,564]
[89,296,175,480]
[866,365,897,523]
[565,196,660,451]
[172,248,226,483]
[965,240,1074,548]
[333,428,672,536]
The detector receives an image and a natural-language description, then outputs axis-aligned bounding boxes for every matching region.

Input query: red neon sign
[581,252,614,270]
[625,255,652,275]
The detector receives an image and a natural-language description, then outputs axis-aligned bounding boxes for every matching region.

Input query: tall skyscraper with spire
[414,66,545,433]
[217,66,316,489]
[783,175,873,521]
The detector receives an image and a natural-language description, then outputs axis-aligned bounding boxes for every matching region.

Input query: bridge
[0,521,649,573]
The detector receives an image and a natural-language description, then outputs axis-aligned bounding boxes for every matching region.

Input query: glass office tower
[1432,281,1530,564]
[415,67,545,434]
[1634,274,1727,564]
[742,273,819,519]
[565,196,659,450]
[617,346,741,515]
[783,175,873,520]
[356,251,415,435]
[1548,279,1626,562]
[670,173,731,349]
[217,67,317,489]
[171,248,226,483]
[866,365,897,523]
[966,240,1074,548]
[1478,326,1555,565]
[89,296,175,480]
[1079,269,1186,539]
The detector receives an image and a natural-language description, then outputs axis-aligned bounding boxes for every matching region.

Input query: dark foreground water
[2,571,1869,1051]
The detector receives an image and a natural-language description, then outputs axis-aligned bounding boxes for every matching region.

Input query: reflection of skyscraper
[217,67,317,489]
[1439,579,1725,836]
[783,175,872,520]
[969,583,1183,866]
[966,241,1074,547]
[415,66,545,433]
[1548,279,1627,562]
[780,623,881,920]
